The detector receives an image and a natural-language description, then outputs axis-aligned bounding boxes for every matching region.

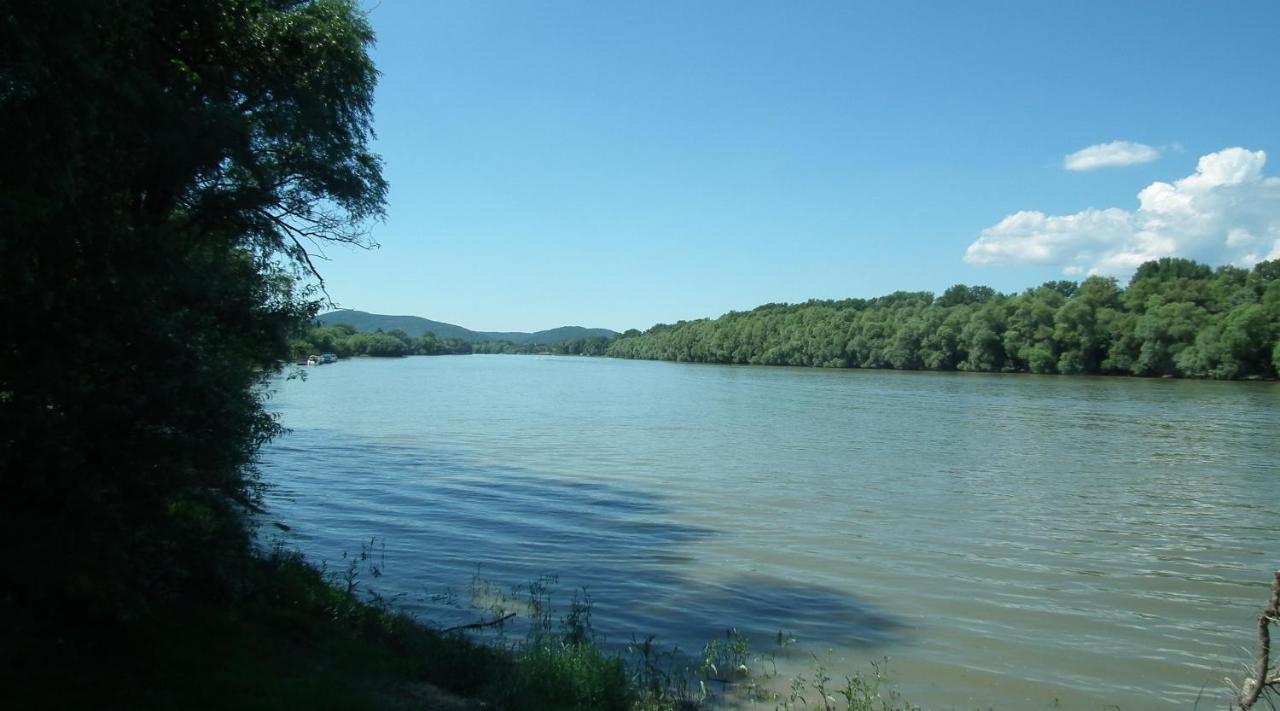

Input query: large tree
[0,0,385,615]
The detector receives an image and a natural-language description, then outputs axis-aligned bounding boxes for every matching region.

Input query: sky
[317,0,1280,332]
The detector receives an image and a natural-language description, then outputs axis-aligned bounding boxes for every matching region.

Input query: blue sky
[318,1,1280,332]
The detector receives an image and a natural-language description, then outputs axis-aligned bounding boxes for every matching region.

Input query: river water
[261,355,1280,709]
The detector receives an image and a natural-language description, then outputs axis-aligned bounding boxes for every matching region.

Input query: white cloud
[1063,141,1161,171]
[966,147,1280,276]
[1225,228,1255,248]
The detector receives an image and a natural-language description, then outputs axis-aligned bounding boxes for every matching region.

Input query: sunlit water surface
[261,355,1280,710]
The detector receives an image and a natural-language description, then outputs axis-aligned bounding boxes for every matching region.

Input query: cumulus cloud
[965,147,1280,276]
[1063,141,1161,171]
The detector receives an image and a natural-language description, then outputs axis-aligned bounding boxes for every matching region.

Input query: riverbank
[5,550,622,710]
[5,549,918,710]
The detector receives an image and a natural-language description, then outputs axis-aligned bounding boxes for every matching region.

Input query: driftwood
[441,612,518,634]
[1239,570,1280,710]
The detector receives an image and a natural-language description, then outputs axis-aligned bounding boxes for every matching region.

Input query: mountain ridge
[317,309,617,346]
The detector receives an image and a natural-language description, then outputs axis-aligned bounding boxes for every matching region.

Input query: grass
[3,546,919,710]
[6,549,503,710]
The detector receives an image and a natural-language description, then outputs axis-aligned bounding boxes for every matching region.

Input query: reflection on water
[262,355,1280,710]
[265,436,900,651]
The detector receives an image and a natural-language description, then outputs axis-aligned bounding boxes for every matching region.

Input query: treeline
[292,324,614,359]
[291,324,471,359]
[472,334,614,356]
[608,258,1280,380]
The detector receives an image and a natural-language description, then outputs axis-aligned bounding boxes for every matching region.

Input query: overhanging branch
[1240,570,1280,710]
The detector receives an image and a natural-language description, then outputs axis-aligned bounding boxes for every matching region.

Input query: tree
[1003,285,1064,373]
[1,0,385,616]
[1220,305,1277,376]
[1134,301,1209,375]
[937,284,996,308]
[1053,277,1118,374]
[959,301,1009,372]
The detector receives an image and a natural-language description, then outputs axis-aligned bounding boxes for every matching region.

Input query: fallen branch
[442,612,517,634]
[1239,570,1280,710]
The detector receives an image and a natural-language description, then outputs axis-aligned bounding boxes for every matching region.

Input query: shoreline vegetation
[302,256,1280,381]
[291,322,613,360]
[9,543,922,711]
[608,258,1280,380]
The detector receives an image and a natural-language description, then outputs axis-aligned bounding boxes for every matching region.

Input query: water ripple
[261,356,1280,711]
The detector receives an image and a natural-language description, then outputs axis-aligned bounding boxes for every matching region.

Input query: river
[261,355,1280,709]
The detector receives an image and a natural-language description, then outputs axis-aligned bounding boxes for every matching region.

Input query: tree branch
[1241,570,1280,710]
[441,612,518,634]
[260,210,327,278]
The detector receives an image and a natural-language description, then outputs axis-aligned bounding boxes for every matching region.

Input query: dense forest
[472,334,614,356]
[608,258,1280,380]
[292,323,613,358]
[293,324,472,358]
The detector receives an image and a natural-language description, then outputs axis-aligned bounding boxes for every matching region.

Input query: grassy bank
[4,549,918,711]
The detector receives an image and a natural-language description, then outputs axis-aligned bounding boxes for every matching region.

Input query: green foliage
[493,635,632,711]
[291,322,473,358]
[290,322,616,358]
[467,334,616,356]
[610,260,1280,380]
[772,658,921,711]
[1,0,385,618]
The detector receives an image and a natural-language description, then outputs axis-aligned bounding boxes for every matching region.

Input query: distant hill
[317,309,617,346]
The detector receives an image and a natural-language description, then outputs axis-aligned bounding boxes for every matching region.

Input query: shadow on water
[647,575,902,651]
[261,428,902,653]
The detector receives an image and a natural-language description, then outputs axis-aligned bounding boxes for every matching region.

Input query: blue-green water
[262,355,1280,709]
